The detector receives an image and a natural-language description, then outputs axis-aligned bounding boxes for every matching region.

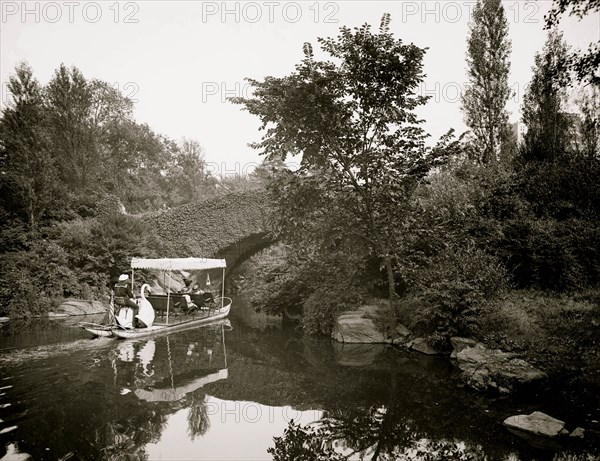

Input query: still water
[0,297,598,461]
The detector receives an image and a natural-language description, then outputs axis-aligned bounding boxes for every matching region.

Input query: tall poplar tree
[461,0,512,164]
[521,29,572,162]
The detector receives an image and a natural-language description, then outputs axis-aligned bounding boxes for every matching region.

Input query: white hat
[118,274,129,281]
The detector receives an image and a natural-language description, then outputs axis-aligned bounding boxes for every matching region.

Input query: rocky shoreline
[331,304,596,446]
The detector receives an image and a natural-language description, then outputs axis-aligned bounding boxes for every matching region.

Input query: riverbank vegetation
[0,62,266,316]
[233,2,600,393]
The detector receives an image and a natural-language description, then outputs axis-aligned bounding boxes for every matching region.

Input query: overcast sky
[1,1,599,175]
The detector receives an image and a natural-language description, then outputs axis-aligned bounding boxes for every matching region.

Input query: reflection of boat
[135,369,229,402]
[80,257,232,339]
[116,320,230,403]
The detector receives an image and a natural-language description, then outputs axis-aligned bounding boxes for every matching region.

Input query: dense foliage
[233,14,463,329]
[236,12,600,342]
[545,0,600,86]
[0,62,269,316]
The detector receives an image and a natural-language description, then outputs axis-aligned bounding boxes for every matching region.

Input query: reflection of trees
[269,418,490,461]
[86,390,168,460]
[96,421,147,461]
[187,394,211,440]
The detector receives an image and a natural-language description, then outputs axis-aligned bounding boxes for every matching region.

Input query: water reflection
[0,315,599,461]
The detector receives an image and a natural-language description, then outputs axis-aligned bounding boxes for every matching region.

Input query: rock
[456,345,547,394]
[450,337,478,359]
[331,306,386,344]
[570,427,585,438]
[503,411,565,438]
[51,299,106,317]
[408,337,447,356]
[396,324,412,338]
[392,337,406,346]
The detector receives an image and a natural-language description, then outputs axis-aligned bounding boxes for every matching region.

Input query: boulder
[408,337,447,356]
[331,306,386,343]
[570,427,585,438]
[51,299,106,317]
[456,345,547,394]
[503,411,565,438]
[450,337,478,359]
[396,324,412,339]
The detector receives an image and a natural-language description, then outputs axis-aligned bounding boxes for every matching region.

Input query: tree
[232,15,459,327]
[545,0,600,86]
[45,64,95,191]
[518,30,600,220]
[575,86,600,158]
[167,138,215,204]
[461,0,512,164]
[0,62,58,229]
[520,29,572,162]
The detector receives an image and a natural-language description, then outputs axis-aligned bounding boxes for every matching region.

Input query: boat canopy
[131,257,227,271]
[134,369,228,402]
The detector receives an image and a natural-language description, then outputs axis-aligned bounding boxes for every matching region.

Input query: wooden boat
[77,295,118,337]
[111,298,232,339]
[80,256,232,339]
[78,321,115,337]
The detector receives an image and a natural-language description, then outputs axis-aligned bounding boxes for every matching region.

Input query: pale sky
[1,1,599,175]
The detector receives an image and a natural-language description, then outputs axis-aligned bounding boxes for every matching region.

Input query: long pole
[221,267,225,308]
[166,270,171,325]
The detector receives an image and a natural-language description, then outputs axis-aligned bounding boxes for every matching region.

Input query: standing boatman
[114,274,138,327]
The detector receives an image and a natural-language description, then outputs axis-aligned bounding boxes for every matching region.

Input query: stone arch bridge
[143,190,274,274]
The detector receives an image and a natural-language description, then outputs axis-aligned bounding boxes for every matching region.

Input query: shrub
[497,218,600,290]
[410,246,509,339]
[0,246,75,317]
[302,283,362,336]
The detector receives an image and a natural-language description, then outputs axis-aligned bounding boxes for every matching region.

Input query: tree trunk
[383,254,398,334]
[26,182,36,231]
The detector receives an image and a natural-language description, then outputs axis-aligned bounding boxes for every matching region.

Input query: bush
[55,212,170,289]
[302,283,362,336]
[497,218,600,290]
[0,245,77,317]
[410,246,508,339]
[238,242,367,335]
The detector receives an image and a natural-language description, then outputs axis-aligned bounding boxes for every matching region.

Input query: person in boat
[180,293,198,313]
[114,274,138,325]
[180,278,193,293]
[201,286,215,306]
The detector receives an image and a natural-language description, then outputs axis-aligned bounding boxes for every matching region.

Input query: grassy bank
[396,288,600,393]
[477,289,600,395]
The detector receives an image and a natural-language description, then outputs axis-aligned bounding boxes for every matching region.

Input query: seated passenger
[180,278,193,293]
[191,285,211,310]
[181,294,198,313]
[202,290,215,305]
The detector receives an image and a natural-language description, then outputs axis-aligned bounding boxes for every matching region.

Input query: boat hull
[77,322,115,337]
[111,301,231,339]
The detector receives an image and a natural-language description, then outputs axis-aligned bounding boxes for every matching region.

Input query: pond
[0,296,598,460]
